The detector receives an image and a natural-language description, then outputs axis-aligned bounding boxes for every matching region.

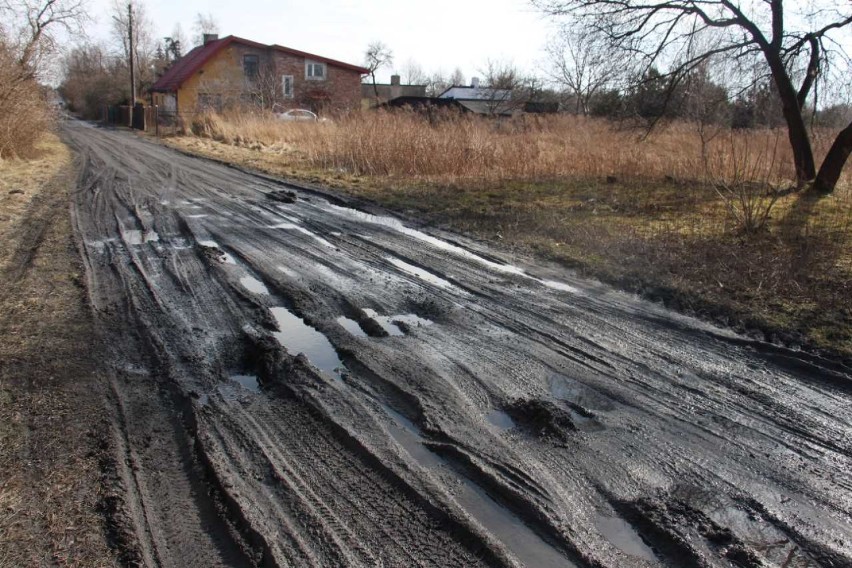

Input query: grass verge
[0,133,116,567]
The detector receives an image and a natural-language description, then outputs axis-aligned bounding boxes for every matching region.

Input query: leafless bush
[0,41,52,159]
[708,131,785,234]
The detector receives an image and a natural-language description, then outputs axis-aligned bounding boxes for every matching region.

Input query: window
[282,75,294,98]
[305,61,326,80]
[197,93,222,111]
[243,54,259,80]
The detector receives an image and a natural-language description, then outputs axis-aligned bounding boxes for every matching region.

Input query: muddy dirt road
[64,120,851,567]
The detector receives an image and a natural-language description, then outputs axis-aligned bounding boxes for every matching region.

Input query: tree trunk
[814,121,852,194]
[767,57,816,185]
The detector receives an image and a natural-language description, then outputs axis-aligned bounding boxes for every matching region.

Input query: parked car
[276,109,327,122]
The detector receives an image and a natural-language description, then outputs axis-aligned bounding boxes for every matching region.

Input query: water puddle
[323,204,526,276]
[386,257,456,289]
[269,307,345,380]
[382,406,574,568]
[270,223,335,248]
[240,276,270,296]
[277,265,300,279]
[230,374,260,393]
[336,316,368,338]
[123,229,160,245]
[595,516,656,562]
[486,410,516,431]
[541,280,579,294]
[363,308,433,336]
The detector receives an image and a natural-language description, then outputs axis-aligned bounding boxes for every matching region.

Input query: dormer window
[305,61,326,80]
[243,55,259,80]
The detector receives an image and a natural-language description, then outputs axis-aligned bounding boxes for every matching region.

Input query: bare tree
[364,41,393,103]
[449,67,466,87]
[544,26,622,114]
[192,12,218,46]
[400,58,427,85]
[533,0,852,192]
[479,59,531,116]
[426,70,449,97]
[1,0,86,80]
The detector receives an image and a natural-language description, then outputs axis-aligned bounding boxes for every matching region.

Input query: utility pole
[128,3,136,106]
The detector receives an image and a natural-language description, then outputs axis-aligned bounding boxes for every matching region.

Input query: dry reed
[187,109,845,188]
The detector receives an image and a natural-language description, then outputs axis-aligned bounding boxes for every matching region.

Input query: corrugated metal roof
[151,35,368,93]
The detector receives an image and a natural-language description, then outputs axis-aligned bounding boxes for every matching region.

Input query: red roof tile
[151,35,368,92]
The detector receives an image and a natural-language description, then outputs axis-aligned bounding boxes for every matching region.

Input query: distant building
[437,78,519,116]
[381,78,560,117]
[150,34,368,115]
[361,75,427,108]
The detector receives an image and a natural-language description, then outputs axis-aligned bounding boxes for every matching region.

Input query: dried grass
[186,109,845,188]
[0,44,53,160]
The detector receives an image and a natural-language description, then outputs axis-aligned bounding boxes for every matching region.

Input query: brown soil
[0,134,115,567]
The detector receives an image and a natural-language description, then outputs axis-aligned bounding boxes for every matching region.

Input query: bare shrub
[0,40,52,159]
[708,131,784,234]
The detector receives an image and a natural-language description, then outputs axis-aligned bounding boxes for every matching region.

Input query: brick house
[150,34,368,115]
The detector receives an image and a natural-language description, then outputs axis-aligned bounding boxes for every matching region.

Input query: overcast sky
[84,0,558,83]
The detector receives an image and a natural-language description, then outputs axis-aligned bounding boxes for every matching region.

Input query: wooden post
[128,3,136,127]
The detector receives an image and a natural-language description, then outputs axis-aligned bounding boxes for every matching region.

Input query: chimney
[203,33,219,45]
[471,77,480,88]
[390,74,401,86]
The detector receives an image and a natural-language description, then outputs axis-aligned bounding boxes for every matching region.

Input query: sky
[83,0,559,83]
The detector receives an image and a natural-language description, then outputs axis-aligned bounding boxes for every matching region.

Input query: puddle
[541,280,579,294]
[486,410,516,431]
[295,227,335,248]
[386,257,456,289]
[271,223,335,248]
[382,406,575,568]
[269,307,345,379]
[123,229,160,245]
[324,204,526,276]
[336,316,368,338]
[277,265,300,279]
[363,308,433,336]
[230,374,260,393]
[240,276,270,296]
[595,516,656,562]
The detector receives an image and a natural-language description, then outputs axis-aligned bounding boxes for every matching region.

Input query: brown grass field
[170,110,852,357]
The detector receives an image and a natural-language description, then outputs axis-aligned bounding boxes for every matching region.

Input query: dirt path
[0,138,114,566]
[64,121,852,567]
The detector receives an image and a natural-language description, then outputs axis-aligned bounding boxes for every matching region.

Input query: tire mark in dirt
[64,121,852,568]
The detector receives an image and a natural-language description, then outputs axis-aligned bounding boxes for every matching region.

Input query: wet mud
[65,121,852,567]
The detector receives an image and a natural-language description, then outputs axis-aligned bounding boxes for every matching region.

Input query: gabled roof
[151,35,368,92]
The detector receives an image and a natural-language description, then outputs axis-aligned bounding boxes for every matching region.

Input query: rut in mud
[65,121,852,567]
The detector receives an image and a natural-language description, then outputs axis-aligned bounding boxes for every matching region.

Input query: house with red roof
[150,34,368,116]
